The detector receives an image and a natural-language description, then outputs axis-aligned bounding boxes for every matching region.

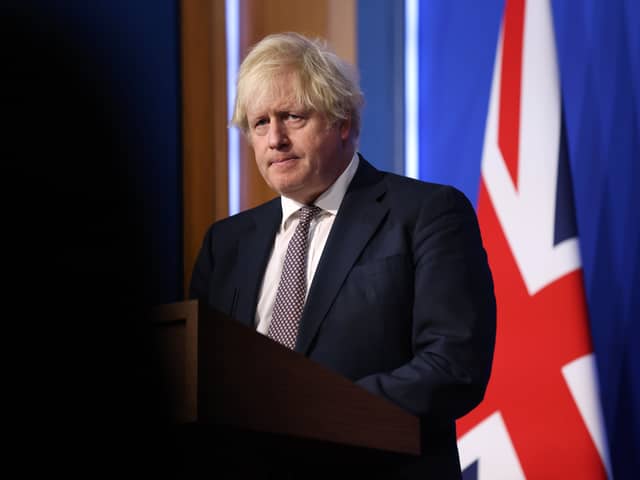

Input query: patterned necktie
[267,205,322,349]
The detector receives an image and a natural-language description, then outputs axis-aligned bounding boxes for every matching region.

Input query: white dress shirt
[255,153,360,334]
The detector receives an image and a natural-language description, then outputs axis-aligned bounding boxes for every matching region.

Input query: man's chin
[274,184,319,203]
[276,184,303,198]
[269,177,303,196]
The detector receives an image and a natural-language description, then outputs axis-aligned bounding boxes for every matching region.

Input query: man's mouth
[270,156,298,166]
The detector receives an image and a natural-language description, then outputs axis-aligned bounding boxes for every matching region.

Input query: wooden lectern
[151,300,420,477]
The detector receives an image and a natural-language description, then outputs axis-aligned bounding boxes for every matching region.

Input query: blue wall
[357,0,405,174]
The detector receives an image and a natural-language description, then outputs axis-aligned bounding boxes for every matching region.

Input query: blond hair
[231,32,363,139]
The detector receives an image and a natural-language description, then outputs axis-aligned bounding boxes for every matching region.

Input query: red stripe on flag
[499,0,525,190]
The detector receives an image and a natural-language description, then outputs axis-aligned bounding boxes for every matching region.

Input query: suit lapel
[234,199,281,328]
[295,158,389,354]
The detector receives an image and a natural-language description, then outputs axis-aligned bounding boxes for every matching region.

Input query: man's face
[245,72,352,204]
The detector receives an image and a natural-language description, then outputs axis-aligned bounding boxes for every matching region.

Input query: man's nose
[267,120,289,149]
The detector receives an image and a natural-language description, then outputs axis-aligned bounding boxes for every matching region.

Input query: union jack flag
[453,0,611,477]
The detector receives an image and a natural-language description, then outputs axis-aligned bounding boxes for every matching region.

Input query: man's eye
[254,118,268,128]
[286,113,304,122]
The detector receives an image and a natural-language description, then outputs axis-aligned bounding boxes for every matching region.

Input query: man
[190,32,496,478]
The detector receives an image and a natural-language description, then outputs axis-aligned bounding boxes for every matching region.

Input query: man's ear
[339,115,352,141]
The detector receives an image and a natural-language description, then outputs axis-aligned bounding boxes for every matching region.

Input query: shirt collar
[280,152,359,230]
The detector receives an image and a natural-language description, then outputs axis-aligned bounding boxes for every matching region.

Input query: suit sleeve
[356,186,496,420]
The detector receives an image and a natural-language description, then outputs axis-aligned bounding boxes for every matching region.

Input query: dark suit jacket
[190,156,496,478]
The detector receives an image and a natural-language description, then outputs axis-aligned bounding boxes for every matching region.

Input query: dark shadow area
[1,2,180,477]
[177,423,418,479]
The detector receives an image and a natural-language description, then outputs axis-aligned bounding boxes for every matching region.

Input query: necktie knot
[298,205,321,226]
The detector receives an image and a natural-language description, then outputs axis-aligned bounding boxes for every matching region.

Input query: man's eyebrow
[249,106,305,117]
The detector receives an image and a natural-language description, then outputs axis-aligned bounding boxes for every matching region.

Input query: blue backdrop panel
[552,1,640,477]
[357,0,405,174]
[418,0,504,206]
